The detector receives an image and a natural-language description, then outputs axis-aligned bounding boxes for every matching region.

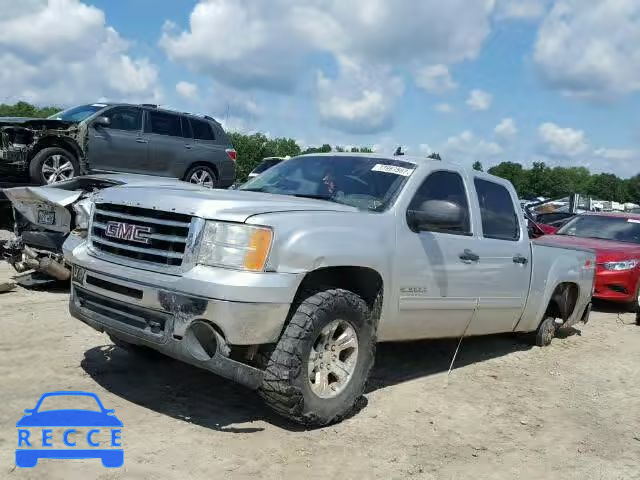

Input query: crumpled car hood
[0,117,76,129]
[95,185,359,223]
[2,186,82,233]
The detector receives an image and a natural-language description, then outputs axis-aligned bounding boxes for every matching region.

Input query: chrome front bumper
[67,244,301,345]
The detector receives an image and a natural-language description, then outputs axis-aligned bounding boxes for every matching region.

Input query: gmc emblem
[104,221,151,244]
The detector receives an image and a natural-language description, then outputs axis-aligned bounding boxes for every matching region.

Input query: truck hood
[95,185,360,222]
[536,234,640,262]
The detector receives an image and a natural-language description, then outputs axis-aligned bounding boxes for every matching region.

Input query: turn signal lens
[244,228,273,271]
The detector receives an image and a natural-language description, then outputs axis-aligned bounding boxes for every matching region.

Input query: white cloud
[415,65,457,94]
[538,122,589,157]
[534,0,640,100]
[316,59,404,134]
[495,0,548,19]
[593,148,636,161]
[495,118,518,139]
[160,0,497,133]
[0,0,159,105]
[435,103,454,113]
[442,130,503,165]
[467,89,492,111]
[176,81,198,100]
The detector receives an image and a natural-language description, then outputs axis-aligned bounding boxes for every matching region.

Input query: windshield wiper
[239,189,338,203]
[288,193,341,203]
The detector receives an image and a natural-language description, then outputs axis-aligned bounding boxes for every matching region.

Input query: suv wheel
[29,147,79,185]
[186,165,218,188]
[259,289,376,426]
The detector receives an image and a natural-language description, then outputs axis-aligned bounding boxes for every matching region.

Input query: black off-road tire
[29,147,79,185]
[184,164,219,188]
[535,316,557,347]
[259,289,377,427]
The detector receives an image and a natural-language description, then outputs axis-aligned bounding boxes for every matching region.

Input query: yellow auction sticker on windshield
[371,164,414,176]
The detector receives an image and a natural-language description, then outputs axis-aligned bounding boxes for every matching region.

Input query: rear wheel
[29,147,79,185]
[535,316,557,347]
[185,165,218,188]
[259,289,376,426]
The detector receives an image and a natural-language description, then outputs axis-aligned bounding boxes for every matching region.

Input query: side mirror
[24,409,34,414]
[407,199,464,233]
[93,116,110,128]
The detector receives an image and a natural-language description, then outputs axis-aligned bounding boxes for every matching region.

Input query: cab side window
[191,119,215,141]
[148,111,182,137]
[408,170,471,235]
[103,107,142,131]
[474,178,520,241]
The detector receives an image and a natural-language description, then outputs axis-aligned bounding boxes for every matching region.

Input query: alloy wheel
[189,169,215,188]
[42,155,75,184]
[307,319,359,399]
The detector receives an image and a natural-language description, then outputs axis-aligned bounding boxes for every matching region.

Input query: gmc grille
[90,204,192,267]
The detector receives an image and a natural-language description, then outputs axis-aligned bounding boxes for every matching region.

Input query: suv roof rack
[141,103,158,108]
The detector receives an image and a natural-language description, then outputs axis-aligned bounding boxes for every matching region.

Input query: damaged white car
[1,174,197,286]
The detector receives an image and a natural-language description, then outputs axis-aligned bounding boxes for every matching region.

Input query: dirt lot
[0,258,639,480]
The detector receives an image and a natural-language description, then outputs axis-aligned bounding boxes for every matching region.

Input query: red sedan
[536,212,640,312]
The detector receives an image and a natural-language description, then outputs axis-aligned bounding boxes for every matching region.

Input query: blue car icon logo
[16,391,123,468]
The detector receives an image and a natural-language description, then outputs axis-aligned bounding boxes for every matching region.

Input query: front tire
[29,147,79,185]
[259,289,376,427]
[185,165,218,188]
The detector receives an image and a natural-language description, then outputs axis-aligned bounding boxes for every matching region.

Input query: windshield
[556,215,640,244]
[239,155,416,211]
[48,104,107,122]
[251,158,283,174]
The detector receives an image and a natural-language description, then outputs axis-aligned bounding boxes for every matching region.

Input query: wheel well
[184,162,219,181]
[292,266,383,309]
[545,282,579,321]
[30,136,81,161]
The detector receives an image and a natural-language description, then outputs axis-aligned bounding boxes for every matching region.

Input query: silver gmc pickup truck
[65,153,595,426]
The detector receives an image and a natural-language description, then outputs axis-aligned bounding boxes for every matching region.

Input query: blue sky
[1,0,638,176]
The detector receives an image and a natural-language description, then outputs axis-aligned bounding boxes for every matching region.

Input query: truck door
[88,106,147,173]
[391,169,478,340]
[466,177,531,334]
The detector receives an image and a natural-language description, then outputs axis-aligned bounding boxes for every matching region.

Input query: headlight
[602,259,638,271]
[73,198,94,231]
[197,221,273,271]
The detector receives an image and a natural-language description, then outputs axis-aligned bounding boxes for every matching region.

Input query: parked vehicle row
[0,103,237,188]
[61,153,595,426]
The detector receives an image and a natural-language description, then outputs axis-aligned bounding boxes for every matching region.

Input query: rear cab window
[474,178,520,241]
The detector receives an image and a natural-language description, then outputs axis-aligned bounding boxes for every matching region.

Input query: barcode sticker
[371,164,414,176]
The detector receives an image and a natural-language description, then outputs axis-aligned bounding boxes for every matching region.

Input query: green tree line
[0,101,60,118]
[3,102,637,201]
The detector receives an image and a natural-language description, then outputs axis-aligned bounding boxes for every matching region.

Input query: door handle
[513,254,528,265]
[184,144,193,149]
[136,138,148,144]
[459,249,480,263]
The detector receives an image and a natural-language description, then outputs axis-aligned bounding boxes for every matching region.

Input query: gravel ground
[0,260,639,480]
